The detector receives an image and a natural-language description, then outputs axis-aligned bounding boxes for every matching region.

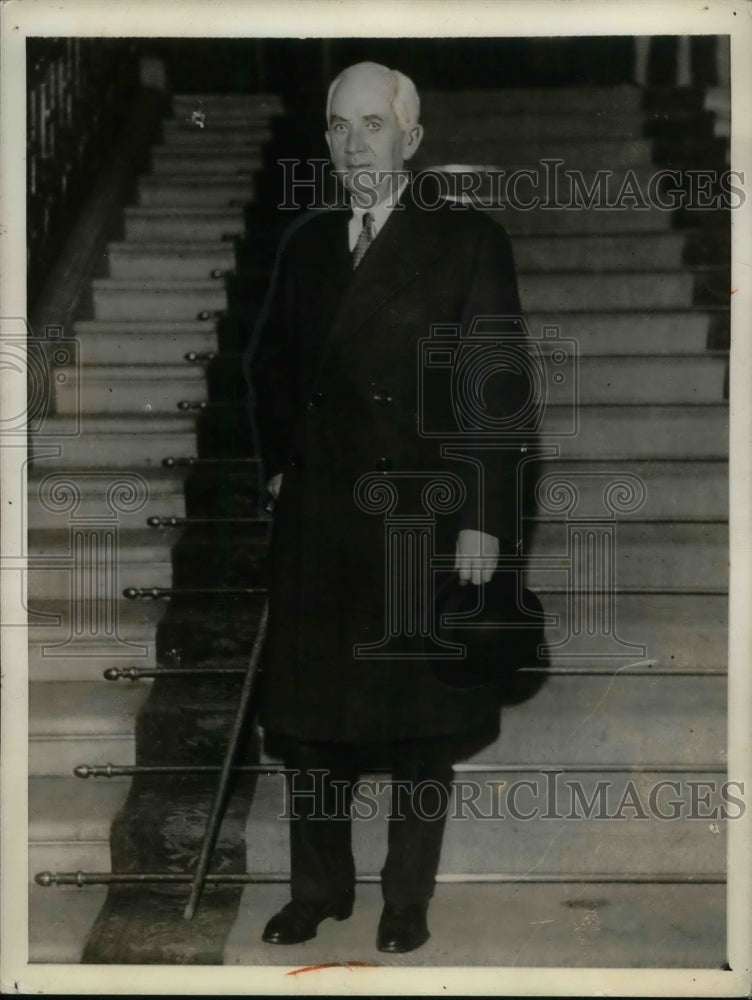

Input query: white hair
[325,61,420,131]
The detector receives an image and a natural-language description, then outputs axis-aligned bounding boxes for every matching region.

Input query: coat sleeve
[243,234,299,484]
[455,217,533,546]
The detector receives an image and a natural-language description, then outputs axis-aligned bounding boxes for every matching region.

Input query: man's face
[325,69,422,206]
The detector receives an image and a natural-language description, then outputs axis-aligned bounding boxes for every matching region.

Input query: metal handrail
[27,38,141,300]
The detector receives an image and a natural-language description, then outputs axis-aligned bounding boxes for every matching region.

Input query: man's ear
[324,130,333,156]
[402,123,424,161]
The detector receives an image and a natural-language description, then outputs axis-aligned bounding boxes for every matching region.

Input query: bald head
[325,61,424,205]
[326,61,421,131]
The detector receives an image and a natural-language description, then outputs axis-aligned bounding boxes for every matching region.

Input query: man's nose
[345,124,366,155]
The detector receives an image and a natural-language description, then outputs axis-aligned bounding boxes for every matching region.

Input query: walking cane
[183,598,269,920]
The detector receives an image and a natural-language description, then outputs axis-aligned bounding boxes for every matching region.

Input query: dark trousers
[281,736,455,907]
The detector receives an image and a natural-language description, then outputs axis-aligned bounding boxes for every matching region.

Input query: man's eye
[366,121,381,130]
[333,123,347,133]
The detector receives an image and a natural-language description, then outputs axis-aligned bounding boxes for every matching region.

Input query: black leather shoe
[376,902,430,953]
[262,894,354,944]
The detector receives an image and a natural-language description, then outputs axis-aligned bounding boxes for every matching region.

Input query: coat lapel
[297,207,351,383]
[310,182,457,383]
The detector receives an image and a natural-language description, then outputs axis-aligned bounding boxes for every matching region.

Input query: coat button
[306,392,324,411]
[375,457,393,472]
[372,389,393,405]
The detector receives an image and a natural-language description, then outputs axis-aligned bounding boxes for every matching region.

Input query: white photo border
[1,0,750,995]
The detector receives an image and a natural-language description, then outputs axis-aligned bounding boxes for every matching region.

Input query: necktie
[352,211,376,269]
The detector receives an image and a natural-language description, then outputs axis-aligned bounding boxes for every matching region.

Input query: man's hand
[454,529,499,585]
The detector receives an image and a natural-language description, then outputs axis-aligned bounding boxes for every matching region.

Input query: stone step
[545,353,726,404]
[160,122,272,146]
[24,589,725,686]
[106,242,236,281]
[418,111,662,140]
[26,466,186,529]
[27,659,727,776]
[203,351,725,407]
[418,137,654,168]
[527,521,727,593]
[88,271,703,321]
[252,669,725,765]
[224,882,726,968]
[27,593,721,681]
[54,363,207,414]
[71,311,717,367]
[172,92,284,113]
[28,884,108,963]
[28,599,166,682]
[29,775,129,874]
[72,319,220,362]
[141,453,727,524]
[174,86,639,117]
[515,232,690,272]
[437,161,725,224]
[137,174,256,208]
[28,527,176,600]
[29,681,149,775]
[90,278,228,322]
[165,107,277,127]
[122,202,678,242]
[244,769,726,877]
[104,233,697,283]
[148,142,657,181]
[537,591,727,671]
[419,86,644,116]
[152,141,264,156]
[30,414,197,468]
[34,406,726,468]
[492,207,674,235]
[164,113,276,131]
[519,272,699,311]
[538,404,727,459]
[166,109,278,128]
[527,311,717,354]
[166,111,651,142]
[529,459,727,522]
[149,148,263,175]
[477,672,725,764]
[123,207,245,242]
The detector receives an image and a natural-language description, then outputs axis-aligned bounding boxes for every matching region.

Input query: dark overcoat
[248,182,528,743]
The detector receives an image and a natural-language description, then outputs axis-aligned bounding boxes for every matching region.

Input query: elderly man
[247,61,525,952]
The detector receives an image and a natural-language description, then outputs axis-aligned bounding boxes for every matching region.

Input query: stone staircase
[27,91,281,961]
[29,84,729,966]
